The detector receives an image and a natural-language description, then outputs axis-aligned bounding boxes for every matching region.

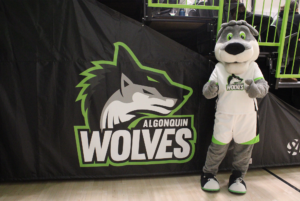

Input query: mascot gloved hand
[203,80,219,99]
[201,20,269,194]
[245,79,269,98]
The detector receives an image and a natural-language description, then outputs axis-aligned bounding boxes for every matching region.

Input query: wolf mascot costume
[201,20,269,194]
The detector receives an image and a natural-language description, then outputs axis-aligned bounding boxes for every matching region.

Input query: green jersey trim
[208,80,218,85]
[254,77,264,82]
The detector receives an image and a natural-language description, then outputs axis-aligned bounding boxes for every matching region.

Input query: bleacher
[143,0,300,89]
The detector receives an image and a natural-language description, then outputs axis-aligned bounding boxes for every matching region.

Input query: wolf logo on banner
[100,73,177,130]
[74,42,196,167]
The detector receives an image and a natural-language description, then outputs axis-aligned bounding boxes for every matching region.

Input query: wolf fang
[79,128,192,163]
[143,119,189,128]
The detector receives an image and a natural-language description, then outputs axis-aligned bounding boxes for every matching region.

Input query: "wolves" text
[80,128,192,163]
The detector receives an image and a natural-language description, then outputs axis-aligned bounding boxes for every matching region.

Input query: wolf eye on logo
[287,139,300,156]
[74,42,196,167]
[226,74,244,91]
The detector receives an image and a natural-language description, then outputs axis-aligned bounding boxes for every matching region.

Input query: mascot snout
[214,21,260,74]
[225,42,245,55]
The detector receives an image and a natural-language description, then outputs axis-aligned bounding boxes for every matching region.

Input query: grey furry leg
[245,79,269,98]
[203,142,230,175]
[232,143,254,178]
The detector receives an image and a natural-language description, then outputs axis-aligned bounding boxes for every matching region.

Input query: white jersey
[209,62,264,114]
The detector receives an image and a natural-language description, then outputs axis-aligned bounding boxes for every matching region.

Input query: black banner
[0,0,214,181]
[1,0,300,181]
[219,93,300,170]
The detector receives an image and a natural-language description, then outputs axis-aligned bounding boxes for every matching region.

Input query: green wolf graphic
[74,42,196,167]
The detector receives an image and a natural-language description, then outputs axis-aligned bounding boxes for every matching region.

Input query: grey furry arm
[245,79,269,98]
[203,81,219,99]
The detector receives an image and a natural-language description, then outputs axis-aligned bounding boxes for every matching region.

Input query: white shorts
[212,112,259,145]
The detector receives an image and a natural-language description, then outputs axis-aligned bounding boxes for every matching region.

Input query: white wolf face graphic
[228,75,243,85]
[100,74,177,130]
[229,77,242,85]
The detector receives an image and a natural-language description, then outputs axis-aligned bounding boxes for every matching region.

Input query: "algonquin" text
[143,118,189,128]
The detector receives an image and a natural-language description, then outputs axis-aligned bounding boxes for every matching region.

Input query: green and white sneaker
[201,173,220,192]
[228,170,247,194]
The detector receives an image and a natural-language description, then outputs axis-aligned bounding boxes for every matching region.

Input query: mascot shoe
[201,173,220,192]
[228,170,247,194]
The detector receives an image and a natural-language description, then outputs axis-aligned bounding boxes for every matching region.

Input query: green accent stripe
[147,76,159,83]
[213,135,260,146]
[208,80,218,85]
[147,3,219,10]
[252,0,257,27]
[202,187,220,192]
[228,189,246,194]
[254,77,264,82]
[244,0,249,21]
[266,0,274,42]
[291,22,300,74]
[258,42,280,46]
[258,0,266,39]
[277,74,300,78]
[274,0,282,43]
[235,0,239,21]
[217,0,224,35]
[212,136,228,145]
[240,134,260,145]
[227,0,231,23]
[283,1,298,75]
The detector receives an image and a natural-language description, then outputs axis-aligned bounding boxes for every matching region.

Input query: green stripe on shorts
[212,136,228,145]
[240,134,260,145]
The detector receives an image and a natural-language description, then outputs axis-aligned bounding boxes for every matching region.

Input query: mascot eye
[240,31,246,39]
[227,33,233,41]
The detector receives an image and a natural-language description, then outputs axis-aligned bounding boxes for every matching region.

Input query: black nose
[225,43,245,55]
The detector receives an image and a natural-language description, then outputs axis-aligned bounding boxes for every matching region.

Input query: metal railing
[275,0,300,79]
[147,0,300,81]
[148,0,225,37]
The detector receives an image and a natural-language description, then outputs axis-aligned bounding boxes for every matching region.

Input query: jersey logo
[226,74,244,91]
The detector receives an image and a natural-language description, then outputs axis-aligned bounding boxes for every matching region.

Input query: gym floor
[0,166,299,201]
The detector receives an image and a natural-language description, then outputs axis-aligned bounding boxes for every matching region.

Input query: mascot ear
[217,27,224,40]
[217,22,229,39]
[217,20,259,39]
[121,73,133,96]
[240,20,259,36]
[217,21,238,39]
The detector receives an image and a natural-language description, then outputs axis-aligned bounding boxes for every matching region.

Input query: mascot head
[215,20,259,75]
